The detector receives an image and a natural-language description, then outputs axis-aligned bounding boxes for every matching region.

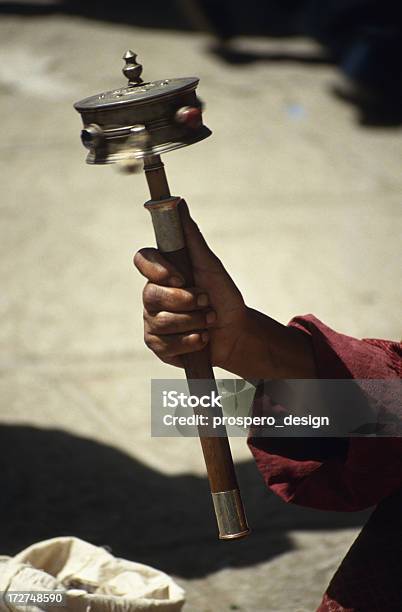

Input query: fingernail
[206,311,216,324]
[201,332,209,342]
[197,293,209,307]
[169,276,184,287]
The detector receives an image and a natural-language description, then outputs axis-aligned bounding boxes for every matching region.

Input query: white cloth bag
[0,537,185,612]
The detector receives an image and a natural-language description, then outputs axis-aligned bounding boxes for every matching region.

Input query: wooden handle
[163,245,238,493]
[143,156,249,539]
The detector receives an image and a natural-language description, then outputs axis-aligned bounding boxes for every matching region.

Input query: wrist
[223,307,317,380]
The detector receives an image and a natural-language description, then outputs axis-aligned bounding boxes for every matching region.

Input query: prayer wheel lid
[74,51,211,164]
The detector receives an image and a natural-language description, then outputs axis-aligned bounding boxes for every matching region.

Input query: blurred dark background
[1,0,401,125]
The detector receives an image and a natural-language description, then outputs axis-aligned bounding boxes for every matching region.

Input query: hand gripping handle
[144,196,250,539]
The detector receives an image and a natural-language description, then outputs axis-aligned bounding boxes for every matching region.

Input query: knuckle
[157,340,170,358]
[144,334,151,349]
[145,333,169,357]
[181,289,196,308]
[143,283,163,308]
[160,336,179,358]
[142,284,149,304]
[187,333,202,347]
[144,333,155,350]
[134,248,151,269]
[152,311,171,333]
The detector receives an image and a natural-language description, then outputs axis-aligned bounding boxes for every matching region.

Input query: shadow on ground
[0,425,370,578]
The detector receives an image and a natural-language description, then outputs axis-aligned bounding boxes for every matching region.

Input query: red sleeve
[248,315,402,511]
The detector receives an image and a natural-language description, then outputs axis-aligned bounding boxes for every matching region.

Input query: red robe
[248,315,402,612]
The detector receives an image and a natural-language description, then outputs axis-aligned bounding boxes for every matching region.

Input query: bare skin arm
[134,201,317,380]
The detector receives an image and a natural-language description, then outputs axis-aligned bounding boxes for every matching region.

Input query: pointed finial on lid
[122,50,143,86]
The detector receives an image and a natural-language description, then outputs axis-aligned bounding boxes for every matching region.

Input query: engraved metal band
[144,197,185,253]
[212,489,250,540]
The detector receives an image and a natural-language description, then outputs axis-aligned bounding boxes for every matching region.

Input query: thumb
[179,200,222,271]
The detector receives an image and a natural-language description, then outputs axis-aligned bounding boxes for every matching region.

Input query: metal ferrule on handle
[143,156,250,540]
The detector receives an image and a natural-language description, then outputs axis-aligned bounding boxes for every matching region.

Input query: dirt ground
[0,9,401,612]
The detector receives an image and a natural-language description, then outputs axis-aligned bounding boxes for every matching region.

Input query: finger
[179,200,222,271]
[143,283,209,313]
[144,309,216,335]
[134,248,184,287]
[145,331,209,358]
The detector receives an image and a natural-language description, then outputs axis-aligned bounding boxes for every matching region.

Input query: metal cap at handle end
[212,489,250,540]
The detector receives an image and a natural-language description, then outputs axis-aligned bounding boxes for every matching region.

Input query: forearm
[224,307,317,380]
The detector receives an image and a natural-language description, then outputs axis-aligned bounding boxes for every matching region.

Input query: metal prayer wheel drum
[74,51,211,164]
